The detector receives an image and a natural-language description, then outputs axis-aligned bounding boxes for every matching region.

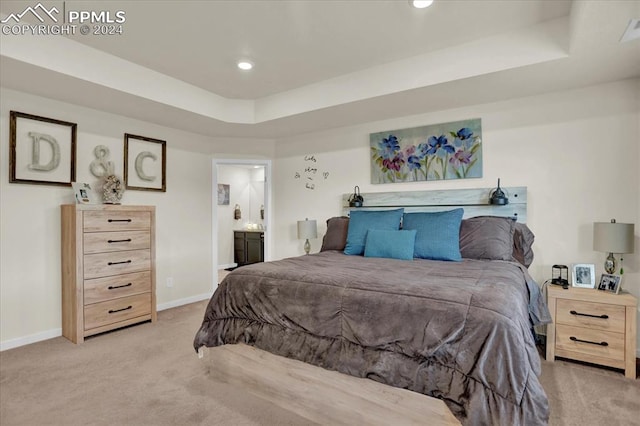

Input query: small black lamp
[348,186,364,207]
[489,178,509,205]
[551,265,569,288]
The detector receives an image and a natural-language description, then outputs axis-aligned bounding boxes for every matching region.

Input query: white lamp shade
[593,221,635,254]
[297,219,317,240]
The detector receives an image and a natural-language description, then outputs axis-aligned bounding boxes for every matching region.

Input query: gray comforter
[194,251,551,425]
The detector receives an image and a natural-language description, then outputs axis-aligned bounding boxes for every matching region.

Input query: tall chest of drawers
[61,204,156,343]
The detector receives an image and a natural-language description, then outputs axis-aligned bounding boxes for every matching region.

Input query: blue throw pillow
[344,209,404,255]
[364,229,417,260]
[402,209,464,261]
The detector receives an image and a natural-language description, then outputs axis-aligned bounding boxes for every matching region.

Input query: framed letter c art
[9,111,77,186]
[124,133,166,192]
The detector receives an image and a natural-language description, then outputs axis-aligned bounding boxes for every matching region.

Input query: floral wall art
[370,118,482,184]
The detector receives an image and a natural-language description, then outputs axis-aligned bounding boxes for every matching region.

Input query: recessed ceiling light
[410,0,433,8]
[237,61,253,71]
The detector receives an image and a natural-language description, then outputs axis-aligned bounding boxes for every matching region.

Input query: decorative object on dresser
[72,182,96,205]
[572,264,595,288]
[233,230,264,266]
[102,174,125,204]
[593,219,635,275]
[61,204,156,343]
[597,273,622,294]
[551,264,569,288]
[546,285,637,379]
[124,133,166,192]
[297,218,318,255]
[9,111,77,186]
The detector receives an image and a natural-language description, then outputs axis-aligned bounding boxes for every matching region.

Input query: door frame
[212,158,272,291]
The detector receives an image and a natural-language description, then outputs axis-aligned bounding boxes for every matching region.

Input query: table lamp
[593,219,634,274]
[297,218,317,255]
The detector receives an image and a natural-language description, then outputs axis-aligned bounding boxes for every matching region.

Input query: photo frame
[71,182,96,205]
[124,133,166,192]
[597,273,622,294]
[572,264,596,288]
[9,111,77,186]
[217,184,230,205]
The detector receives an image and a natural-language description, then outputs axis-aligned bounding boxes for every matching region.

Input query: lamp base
[304,239,311,255]
[604,252,616,274]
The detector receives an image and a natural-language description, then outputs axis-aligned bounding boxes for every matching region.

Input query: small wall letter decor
[9,111,77,186]
[124,133,166,192]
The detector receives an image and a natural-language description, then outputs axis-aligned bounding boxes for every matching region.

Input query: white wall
[2,80,639,352]
[272,79,640,351]
[0,88,275,349]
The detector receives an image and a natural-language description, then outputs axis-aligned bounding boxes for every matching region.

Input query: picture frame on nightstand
[597,273,622,294]
[572,264,595,288]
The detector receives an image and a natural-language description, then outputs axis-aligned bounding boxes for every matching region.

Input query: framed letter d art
[124,133,166,192]
[9,111,77,186]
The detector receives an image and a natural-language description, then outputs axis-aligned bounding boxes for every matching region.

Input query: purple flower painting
[370,118,482,183]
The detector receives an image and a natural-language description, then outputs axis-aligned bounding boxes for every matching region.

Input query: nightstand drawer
[83,211,151,232]
[83,249,151,279]
[556,324,624,362]
[84,271,151,305]
[84,230,150,254]
[556,299,625,333]
[84,293,151,330]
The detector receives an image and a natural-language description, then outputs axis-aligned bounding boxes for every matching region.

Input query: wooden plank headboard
[342,187,527,223]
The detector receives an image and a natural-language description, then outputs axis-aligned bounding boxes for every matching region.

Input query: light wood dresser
[61,204,156,343]
[546,285,637,379]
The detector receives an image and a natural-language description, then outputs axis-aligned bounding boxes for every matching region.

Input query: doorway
[212,159,271,290]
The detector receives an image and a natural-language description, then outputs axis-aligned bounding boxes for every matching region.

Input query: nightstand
[546,285,637,378]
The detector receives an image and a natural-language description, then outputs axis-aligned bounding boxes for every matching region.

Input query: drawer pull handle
[569,336,608,346]
[569,310,609,319]
[108,260,132,266]
[107,283,132,290]
[108,219,132,223]
[108,305,132,314]
[108,238,132,243]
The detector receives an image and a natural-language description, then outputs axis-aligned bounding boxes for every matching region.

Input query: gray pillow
[320,216,349,252]
[459,216,516,261]
[513,222,535,267]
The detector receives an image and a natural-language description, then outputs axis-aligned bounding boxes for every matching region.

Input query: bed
[194,187,551,425]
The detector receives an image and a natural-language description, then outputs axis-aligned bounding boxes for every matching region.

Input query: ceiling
[1,0,639,140]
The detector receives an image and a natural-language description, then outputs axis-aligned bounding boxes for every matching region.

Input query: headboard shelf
[342,187,527,222]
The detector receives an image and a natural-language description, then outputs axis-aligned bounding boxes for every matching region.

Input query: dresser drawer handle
[569,310,609,319]
[107,283,132,290]
[108,238,132,243]
[108,260,132,266]
[108,219,132,223]
[570,336,608,346]
[108,305,132,314]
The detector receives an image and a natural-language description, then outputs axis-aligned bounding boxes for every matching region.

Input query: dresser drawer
[84,293,151,330]
[84,231,150,254]
[84,249,151,279]
[556,299,625,333]
[84,271,151,305]
[83,211,151,232]
[556,324,624,362]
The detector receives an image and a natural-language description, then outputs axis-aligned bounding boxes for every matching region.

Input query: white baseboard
[156,292,213,311]
[1,294,214,352]
[0,328,62,352]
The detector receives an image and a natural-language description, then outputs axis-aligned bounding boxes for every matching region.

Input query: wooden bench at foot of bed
[205,343,460,426]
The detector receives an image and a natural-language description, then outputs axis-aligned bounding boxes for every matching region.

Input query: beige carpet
[1,300,638,426]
